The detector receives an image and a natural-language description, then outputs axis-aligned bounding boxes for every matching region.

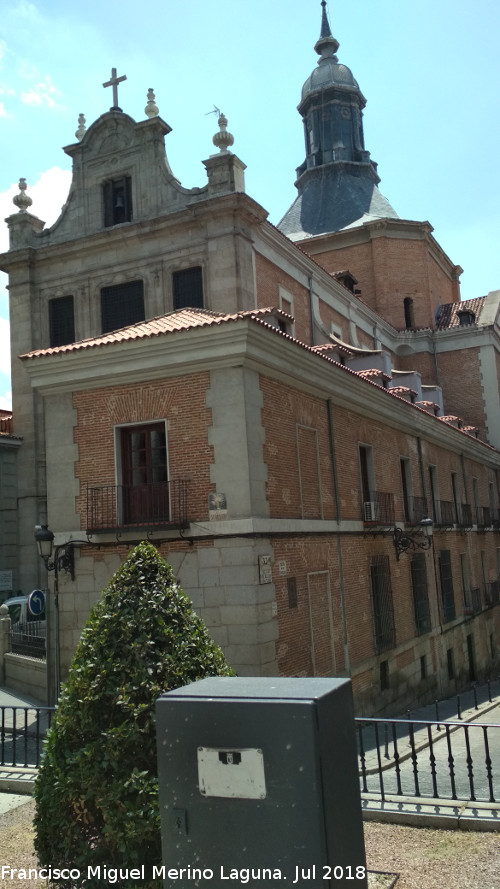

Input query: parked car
[4,595,46,626]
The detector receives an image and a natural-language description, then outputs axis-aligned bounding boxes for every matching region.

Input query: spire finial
[145,88,159,118]
[315,1,339,59]
[75,113,86,141]
[212,113,234,153]
[12,178,33,213]
[320,1,332,38]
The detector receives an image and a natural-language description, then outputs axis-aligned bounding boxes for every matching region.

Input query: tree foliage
[34,542,233,886]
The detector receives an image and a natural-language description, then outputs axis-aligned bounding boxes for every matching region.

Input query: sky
[0,0,499,410]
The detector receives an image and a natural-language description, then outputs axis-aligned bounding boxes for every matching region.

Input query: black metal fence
[356,681,500,804]
[10,622,46,660]
[0,706,55,768]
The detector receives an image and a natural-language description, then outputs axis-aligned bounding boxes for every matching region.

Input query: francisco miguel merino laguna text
[1,863,367,882]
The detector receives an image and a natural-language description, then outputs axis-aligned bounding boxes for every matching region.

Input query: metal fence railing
[10,621,46,660]
[0,706,55,768]
[356,716,498,803]
[356,680,500,804]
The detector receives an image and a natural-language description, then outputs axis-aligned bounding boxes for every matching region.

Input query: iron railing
[457,502,473,528]
[10,621,46,660]
[87,479,189,532]
[406,496,428,525]
[362,491,395,525]
[0,706,55,768]
[432,499,455,528]
[485,580,500,607]
[476,506,492,529]
[463,587,482,616]
[356,716,499,803]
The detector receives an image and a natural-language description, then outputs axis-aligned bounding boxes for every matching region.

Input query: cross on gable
[103,67,127,111]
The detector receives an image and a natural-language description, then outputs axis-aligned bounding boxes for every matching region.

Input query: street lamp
[393,517,434,561]
[34,525,90,700]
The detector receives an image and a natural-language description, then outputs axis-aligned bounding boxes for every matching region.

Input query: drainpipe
[327,399,349,672]
[416,437,427,508]
[308,276,315,346]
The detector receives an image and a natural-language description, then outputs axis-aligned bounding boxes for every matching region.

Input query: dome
[301,58,359,100]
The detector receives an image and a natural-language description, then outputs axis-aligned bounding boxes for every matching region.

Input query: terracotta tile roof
[435,297,486,330]
[0,415,13,434]
[20,307,293,359]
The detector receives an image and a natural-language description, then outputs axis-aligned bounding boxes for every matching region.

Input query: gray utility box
[156,677,367,888]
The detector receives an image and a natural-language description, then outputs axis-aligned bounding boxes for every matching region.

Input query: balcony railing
[87,480,189,532]
[485,581,500,607]
[362,491,395,526]
[432,499,455,528]
[406,496,428,525]
[476,506,492,529]
[457,502,473,528]
[463,587,482,616]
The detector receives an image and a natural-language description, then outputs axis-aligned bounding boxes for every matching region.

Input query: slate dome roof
[301,59,359,100]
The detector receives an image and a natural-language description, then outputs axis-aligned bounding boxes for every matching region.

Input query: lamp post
[34,524,86,701]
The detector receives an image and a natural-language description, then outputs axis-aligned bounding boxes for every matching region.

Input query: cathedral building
[1,3,499,710]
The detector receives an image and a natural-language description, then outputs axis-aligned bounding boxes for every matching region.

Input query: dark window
[101,280,145,334]
[370,555,395,652]
[103,176,132,227]
[420,655,427,680]
[400,458,411,522]
[120,423,168,525]
[49,295,75,347]
[173,267,203,310]
[410,554,431,634]
[439,550,456,623]
[287,577,298,609]
[403,297,415,329]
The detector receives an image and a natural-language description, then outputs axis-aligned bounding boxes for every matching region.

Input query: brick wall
[255,253,311,342]
[435,347,487,437]
[305,235,457,331]
[259,376,335,520]
[73,373,214,529]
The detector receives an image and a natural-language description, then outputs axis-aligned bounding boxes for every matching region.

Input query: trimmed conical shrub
[34,542,233,887]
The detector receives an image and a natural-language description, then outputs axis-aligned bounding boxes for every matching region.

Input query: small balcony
[457,503,473,528]
[476,506,492,529]
[87,480,189,532]
[362,491,395,526]
[463,587,482,616]
[405,496,428,525]
[485,581,500,607]
[432,499,455,528]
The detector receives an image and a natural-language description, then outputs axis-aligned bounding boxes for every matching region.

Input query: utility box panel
[156,677,367,888]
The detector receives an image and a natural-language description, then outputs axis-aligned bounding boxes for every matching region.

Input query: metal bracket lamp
[34,525,79,580]
[393,517,433,561]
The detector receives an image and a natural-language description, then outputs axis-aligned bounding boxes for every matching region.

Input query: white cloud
[20,74,61,108]
[0,166,72,254]
[0,102,9,118]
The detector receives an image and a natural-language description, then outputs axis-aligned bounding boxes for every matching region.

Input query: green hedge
[34,542,233,887]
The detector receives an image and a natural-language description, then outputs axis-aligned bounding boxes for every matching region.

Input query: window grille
[101,280,145,334]
[172,267,203,310]
[49,295,75,347]
[439,550,456,623]
[370,555,395,652]
[410,553,431,634]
